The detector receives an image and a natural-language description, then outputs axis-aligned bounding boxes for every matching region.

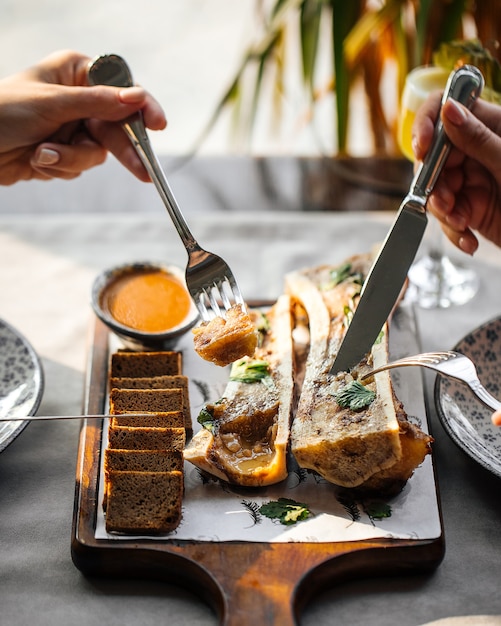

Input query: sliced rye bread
[110,351,182,378]
[110,411,184,429]
[102,448,184,512]
[109,376,192,432]
[109,388,184,414]
[104,449,184,473]
[105,470,183,534]
[103,350,187,536]
[107,426,186,451]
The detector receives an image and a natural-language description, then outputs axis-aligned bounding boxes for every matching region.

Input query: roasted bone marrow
[185,255,432,494]
[286,256,432,492]
[192,304,258,367]
[184,294,294,486]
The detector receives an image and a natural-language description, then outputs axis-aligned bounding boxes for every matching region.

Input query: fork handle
[122,114,199,252]
[469,381,501,412]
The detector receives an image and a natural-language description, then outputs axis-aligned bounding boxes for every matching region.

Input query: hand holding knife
[330,65,484,375]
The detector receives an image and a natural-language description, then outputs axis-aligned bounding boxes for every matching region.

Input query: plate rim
[434,314,501,478]
[0,317,44,453]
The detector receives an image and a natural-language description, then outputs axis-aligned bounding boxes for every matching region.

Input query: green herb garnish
[330,262,352,286]
[324,262,364,290]
[364,501,392,521]
[333,380,376,410]
[255,311,270,333]
[197,406,215,432]
[229,359,270,383]
[343,303,354,330]
[259,498,311,525]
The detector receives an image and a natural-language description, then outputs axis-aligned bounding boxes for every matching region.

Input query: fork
[87,54,245,321]
[362,350,501,412]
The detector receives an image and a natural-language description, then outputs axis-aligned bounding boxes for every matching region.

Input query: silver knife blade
[330,199,427,374]
[330,64,484,374]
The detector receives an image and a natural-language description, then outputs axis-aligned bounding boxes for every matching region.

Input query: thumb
[54,84,148,123]
[49,84,166,130]
[441,98,501,176]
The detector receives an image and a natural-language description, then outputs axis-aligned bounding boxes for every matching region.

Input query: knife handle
[411,64,484,199]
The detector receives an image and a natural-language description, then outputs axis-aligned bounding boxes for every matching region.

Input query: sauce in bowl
[101,269,191,333]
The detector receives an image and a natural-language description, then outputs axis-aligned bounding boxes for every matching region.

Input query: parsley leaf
[325,262,364,289]
[364,501,392,520]
[259,498,311,525]
[197,406,215,432]
[333,380,376,410]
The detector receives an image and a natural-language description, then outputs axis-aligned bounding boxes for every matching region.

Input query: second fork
[362,350,501,412]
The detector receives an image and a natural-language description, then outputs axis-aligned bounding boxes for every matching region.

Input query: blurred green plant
[433,38,501,104]
[199,0,501,156]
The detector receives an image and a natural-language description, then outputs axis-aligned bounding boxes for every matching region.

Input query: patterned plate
[435,315,501,477]
[0,319,44,453]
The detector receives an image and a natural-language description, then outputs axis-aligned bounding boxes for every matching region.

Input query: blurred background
[3,0,500,160]
[0,1,257,154]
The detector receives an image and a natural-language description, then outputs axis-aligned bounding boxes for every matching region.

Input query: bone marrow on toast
[192,304,258,367]
[184,295,294,486]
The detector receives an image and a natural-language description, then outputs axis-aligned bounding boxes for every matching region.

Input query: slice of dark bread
[107,426,185,451]
[104,449,184,473]
[110,351,182,378]
[111,411,184,429]
[105,470,183,534]
[109,388,183,414]
[109,376,192,432]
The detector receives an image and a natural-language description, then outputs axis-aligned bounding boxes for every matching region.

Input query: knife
[330,64,484,375]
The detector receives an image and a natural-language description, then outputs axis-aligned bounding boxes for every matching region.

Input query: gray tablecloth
[1,209,501,625]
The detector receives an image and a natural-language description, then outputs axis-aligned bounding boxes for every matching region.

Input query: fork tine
[200,276,246,320]
[219,281,233,311]
[208,286,223,318]
[197,294,211,322]
[226,275,246,308]
[189,286,213,322]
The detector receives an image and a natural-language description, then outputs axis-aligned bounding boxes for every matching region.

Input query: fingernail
[35,148,60,166]
[458,235,478,255]
[444,99,467,126]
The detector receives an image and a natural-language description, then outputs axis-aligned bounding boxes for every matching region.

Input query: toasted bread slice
[105,470,183,534]
[109,376,192,432]
[110,351,182,378]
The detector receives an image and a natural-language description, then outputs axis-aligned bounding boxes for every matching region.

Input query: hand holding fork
[87,54,245,322]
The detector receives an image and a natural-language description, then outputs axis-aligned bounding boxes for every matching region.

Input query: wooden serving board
[72,310,444,625]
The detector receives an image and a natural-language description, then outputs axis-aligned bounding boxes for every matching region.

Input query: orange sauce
[102,269,191,333]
